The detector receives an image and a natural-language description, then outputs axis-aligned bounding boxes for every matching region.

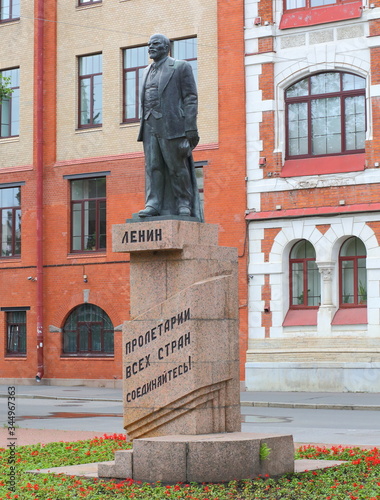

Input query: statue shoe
[138,206,160,217]
[178,206,191,216]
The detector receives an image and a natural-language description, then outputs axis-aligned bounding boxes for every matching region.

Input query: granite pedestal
[101,219,294,482]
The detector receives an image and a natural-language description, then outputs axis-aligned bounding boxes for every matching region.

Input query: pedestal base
[98,432,295,483]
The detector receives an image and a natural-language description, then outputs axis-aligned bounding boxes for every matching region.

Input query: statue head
[148,34,170,62]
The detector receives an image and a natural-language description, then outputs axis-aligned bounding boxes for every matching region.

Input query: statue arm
[179,61,198,134]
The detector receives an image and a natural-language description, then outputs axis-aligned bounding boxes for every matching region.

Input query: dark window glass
[0,0,20,22]
[0,68,19,137]
[285,0,350,10]
[285,72,365,159]
[290,240,320,308]
[63,303,114,355]
[123,46,148,123]
[172,38,198,83]
[71,177,106,252]
[78,0,101,5]
[339,237,367,306]
[6,310,26,355]
[1,186,21,258]
[79,54,102,128]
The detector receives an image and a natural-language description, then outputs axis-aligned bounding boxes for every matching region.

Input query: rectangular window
[78,0,101,5]
[6,310,26,355]
[286,0,348,10]
[123,46,148,123]
[71,177,106,252]
[172,38,198,83]
[78,54,102,128]
[1,186,21,258]
[0,0,20,22]
[0,68,19,138]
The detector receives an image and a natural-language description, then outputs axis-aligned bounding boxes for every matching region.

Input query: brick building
[245,0,380,391]
[0,0,247,385]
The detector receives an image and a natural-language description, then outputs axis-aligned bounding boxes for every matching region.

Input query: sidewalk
[1,384,380,410]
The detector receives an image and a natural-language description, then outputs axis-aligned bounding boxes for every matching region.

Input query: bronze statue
[137,34,202,220]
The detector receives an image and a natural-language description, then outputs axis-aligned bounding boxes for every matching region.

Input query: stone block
[129,433,294,483]
[114,450,133,479]
[98,461,116,478]
[112,220,219,253]
[133,439,187,483]
[258,434,295,476]
[187,435,260,482]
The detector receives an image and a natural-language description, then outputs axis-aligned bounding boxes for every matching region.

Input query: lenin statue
[137,34,203,221]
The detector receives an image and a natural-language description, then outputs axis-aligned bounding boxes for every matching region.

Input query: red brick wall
[258,0,273,22]
[1,0,248,382]
[262,275,272,338]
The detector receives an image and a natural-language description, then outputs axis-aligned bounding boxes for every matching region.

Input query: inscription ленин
[122,228,163,244]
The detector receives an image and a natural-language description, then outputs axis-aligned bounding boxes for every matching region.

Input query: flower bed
[0,434,379,499]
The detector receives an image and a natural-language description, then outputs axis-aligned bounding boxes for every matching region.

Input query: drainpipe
[35,0,44,382]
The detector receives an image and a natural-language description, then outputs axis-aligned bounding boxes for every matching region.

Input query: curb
[2,394,379,411]
[241,401,380,411]
[0,394,122,403]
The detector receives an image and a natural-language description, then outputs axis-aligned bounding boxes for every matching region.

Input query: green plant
[259,442,271,461]
[358,280,367,303]
[0,75,13,102]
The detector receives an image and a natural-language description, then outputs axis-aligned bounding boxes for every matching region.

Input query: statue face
[148,36,168,62]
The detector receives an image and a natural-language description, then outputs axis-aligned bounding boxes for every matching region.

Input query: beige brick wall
[56,0,218,162]
[0,0,34,170]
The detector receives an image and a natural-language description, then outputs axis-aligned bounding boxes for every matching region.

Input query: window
[6,310,26,355]
[1,185,21,257]
[71,177,106,252]
[0,0,20,22]
[339,237,367,307]
[290,240,320,308]
[0,68,19,138]
[123,46,147,123]
[286,0,346,9]
[78,54,102,128]
[172,38,198,83]
[78,0,101,5]
[285,72,365,159]
[62,303,114,355]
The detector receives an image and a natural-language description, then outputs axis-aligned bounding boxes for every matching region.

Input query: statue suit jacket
[137,56,198,142]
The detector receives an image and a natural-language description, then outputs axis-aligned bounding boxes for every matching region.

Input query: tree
[0,75,13,102]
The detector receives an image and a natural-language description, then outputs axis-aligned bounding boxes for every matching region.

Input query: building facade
[245,0,380,391]
[1,0,247,385]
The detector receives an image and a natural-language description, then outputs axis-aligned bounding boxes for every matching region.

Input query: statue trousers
[142,118,193,212]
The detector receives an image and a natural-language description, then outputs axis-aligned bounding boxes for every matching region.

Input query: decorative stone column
[317,262,336,335]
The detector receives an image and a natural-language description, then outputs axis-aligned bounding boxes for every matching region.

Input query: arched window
[285,72,365,159]
[63,303,114,355]
[290,240,320,308]
[339,237,367,307]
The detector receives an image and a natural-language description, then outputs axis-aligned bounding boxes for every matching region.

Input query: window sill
[75,127,102,134]
[76,2,102,9]
[0,136,19,143]
[283,308,318,326]
[68,252,106,259]
[332,307,367,325]
[281,153,365,178]
[61,354,114,358]
[279,0,362,29]
[5,354,27,359]
[0,18,20,26]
